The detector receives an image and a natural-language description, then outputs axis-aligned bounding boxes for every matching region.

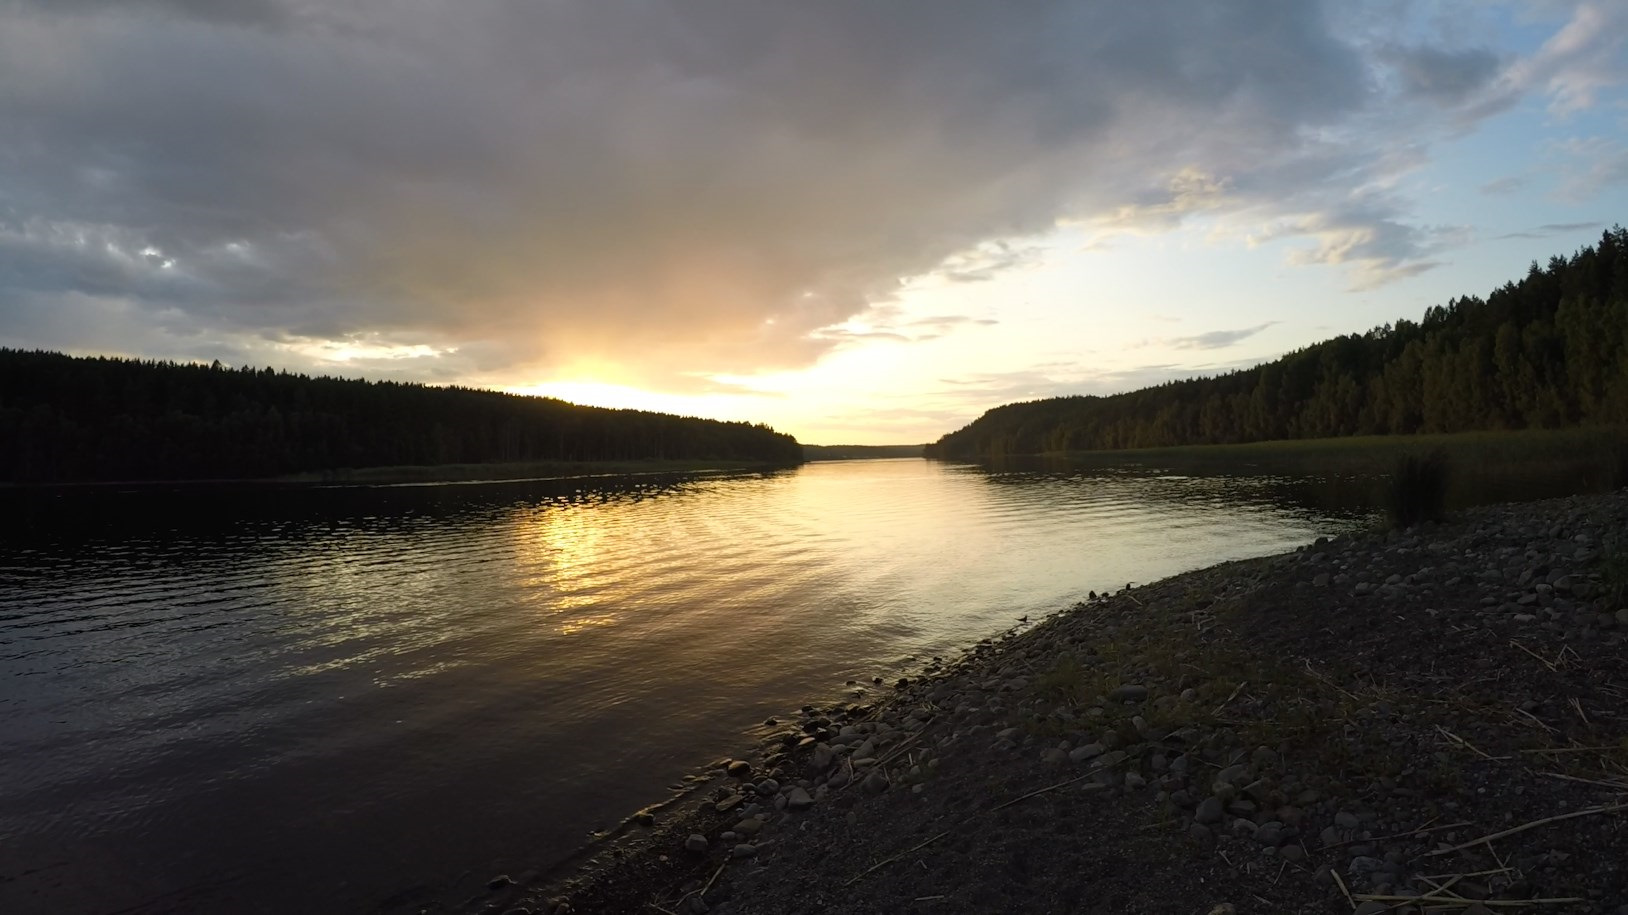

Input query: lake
[0,459,1370,913]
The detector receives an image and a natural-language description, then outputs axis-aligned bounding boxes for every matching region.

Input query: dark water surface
[1,459,1368,913]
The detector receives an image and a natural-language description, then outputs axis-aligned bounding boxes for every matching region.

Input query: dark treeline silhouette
[927,227,1628,461]
[0,352,803,483]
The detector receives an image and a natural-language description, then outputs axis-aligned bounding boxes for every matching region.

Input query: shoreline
[0,458,797,490]
[481,488,1628,914]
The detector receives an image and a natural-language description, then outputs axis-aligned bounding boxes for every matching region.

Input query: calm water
[0,459,1367,914]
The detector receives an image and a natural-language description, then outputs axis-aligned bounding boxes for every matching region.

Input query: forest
[926,227,1628,461]
[0,352,804,483]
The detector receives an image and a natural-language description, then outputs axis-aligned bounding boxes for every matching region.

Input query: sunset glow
[1,2,1625,444]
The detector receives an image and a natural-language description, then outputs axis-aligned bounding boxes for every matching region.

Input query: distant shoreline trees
[0,352,803,483]
[926,227,1628,461]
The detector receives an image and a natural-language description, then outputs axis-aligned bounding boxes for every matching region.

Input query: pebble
[786,786,815,810]
[684,834,708,854]
[732,843,757,859]
[1109,684,1149,703]
[1195,796,1225,825]
[1069,742,1105,762]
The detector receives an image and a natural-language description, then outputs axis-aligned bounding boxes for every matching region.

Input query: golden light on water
[517,506,624,635]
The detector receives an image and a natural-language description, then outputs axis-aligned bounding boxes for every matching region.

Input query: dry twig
[1509,639,1558,672]
[1571,697,1590,725]
[1321,819,1470,851]
[1211,680,1248,716]
[1426,803,1628,857]
[1539,771,1628,791]
[1436,726,1508,761]
[842,831,948,888]
[1330,868,1356,911]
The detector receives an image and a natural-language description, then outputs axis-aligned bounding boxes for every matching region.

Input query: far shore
[0,457,801,490]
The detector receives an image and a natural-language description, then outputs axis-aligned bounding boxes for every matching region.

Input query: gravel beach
[479,489,1628,915]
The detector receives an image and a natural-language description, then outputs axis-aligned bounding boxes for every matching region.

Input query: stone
[1348,856,1385,876]
[488,875,516,890]
[1354,903,1389,915]
[726,760,752,779]
[1335,811,1361,829]
[714,794,743,814]
[732,843,757,859]
[1195,796,1225,825]
[1313,572,1330,587]
[1069,742,1106,762]
[786,786,815,810]
[1187,822,1216,849]
[861,771,889,794]
[1109,684,1149,703]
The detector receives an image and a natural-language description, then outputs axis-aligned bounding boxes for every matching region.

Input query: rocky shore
[482,489,1628,914]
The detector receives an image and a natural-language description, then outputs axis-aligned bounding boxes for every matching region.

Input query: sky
[1,1,1626,445]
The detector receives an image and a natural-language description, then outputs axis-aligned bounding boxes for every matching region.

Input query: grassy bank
[1033,426,1628,509]
[276,457,794,485]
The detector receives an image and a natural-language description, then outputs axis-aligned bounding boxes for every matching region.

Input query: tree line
[926,227,1628,461]
[0,352,804,483]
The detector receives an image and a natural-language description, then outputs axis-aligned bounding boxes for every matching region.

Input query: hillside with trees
[0,352,803,483]
[926,227,1628,461]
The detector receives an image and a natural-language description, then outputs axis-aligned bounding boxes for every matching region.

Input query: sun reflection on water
[516,501,626,634]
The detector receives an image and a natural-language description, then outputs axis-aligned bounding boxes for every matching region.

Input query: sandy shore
[479,489,1628,914]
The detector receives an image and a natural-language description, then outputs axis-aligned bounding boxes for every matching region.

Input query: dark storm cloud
[0,0,1591,382]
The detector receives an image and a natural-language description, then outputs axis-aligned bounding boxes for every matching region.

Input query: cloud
[1246,194,1470,289]
[1381,44,1507,107]
[1493,220,1604,240]
[1166,322,1279,350]
[932,242,1045,284]
[814,311,996,347]
[1480,176,1526,195]
[1553,138,1628,201]
[1451,1,1628,122]
[0,0,1619,389]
